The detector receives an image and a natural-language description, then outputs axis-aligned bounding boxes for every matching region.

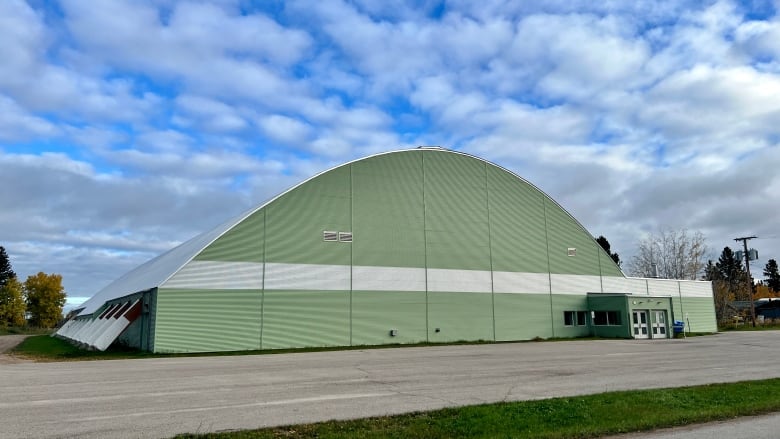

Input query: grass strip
[10,335,157,361]
[176,379,780,439]
[0,327,52,336]
[9,334,621,362]
[720,323,780,331]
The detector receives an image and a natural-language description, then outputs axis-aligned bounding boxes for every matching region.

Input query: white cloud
[175,95,249,133]
[259,114,313,145]
[2,0,780,299]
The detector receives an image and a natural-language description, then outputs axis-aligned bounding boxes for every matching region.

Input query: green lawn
[11,335,156,361]
[176,379,780,439]
[10,334,621,362]
[0,326,52,336]
[720,322,780,331]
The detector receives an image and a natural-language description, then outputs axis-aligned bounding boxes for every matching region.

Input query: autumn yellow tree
[755,284,779,299]
[0,277,26,327]
[24,272,66,328]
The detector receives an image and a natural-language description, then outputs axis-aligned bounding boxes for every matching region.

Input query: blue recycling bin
[672,320,685,334]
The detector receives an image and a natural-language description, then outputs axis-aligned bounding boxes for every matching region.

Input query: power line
[734,236,757,327]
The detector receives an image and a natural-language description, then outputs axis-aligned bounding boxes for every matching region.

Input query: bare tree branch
[627,229,708,280]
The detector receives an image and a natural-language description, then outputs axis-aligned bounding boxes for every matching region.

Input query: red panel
[110,301,132,319]
[122,301,143,323]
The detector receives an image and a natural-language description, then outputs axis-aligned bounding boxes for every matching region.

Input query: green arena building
[57,147,717,353]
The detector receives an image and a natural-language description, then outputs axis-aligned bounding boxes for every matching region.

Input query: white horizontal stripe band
[159,260,713,298]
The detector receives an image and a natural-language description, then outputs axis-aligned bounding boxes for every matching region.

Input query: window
[593,311,622,326]
[564,311,587,327]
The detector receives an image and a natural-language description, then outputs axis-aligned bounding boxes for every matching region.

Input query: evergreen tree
[715,247,746,283]
[718,247,751,297]
[764,259,780,293]
[596,235,621,266]
[0,246,15,288]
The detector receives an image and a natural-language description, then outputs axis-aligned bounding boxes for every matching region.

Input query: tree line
[597,230,780,325]
[0,246,66,329]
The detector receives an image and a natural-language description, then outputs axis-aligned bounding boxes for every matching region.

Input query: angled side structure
[58,148,717,352]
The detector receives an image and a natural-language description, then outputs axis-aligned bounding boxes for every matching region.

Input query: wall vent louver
[567,248,577,257]
[339,232,353,242]
[323,231,338,242]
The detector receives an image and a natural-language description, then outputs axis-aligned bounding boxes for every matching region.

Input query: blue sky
[2,0,780,310]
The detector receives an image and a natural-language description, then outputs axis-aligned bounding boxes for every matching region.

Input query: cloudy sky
[2,0,780,308]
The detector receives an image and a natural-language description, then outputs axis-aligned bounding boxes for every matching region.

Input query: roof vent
[417,145,444,149]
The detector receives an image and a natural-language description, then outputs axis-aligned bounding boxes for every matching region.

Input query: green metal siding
[350,290,427,345]
[587,295,630,338]
[424,152,491,271]
[265,166,351,265]
[550,295,590,338]
[195,211,265,262]
[352,151,425,268]
[427,291,494,342]
[679,297,718,333]
[154,288,261,353]
[494,293,555,340]
[598,254,624,277]
[487,166,549,273]
[545,197,601,276]
[261,290,350,349]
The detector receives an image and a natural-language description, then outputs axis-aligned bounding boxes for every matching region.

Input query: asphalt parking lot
[1,331,779,439]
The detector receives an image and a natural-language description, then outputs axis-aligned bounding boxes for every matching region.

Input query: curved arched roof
[78,147,622,316]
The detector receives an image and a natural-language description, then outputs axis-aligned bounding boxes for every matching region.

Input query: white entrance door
[652,310,667,338]
[632,310,650,339]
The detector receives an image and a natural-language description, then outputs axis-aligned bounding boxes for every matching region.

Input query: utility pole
[734,236,757,327]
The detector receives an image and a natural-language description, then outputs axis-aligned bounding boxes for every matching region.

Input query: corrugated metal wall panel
[679,297,718,333]
[492,271,550,294]
[647,279,679,296]
[427,268,492,293]
[544,197,601,276]
[351,290,427,345]
[424,152,491,271]
[352,150,425,268]
[602,276,631,293]
[261,290,350,349]
[352,266,426,291]
[195,210,264,262]
[264,263,350,291]
[679,281,714,298]
[494,293,554,340]
[265,165,351,265]
[487,165,549,273]
[551,294,590,338]
[625,278,650,295]
[154,289,261,353]
[163,260,263,289]
[550,274,601,295]
[427,291,494,342]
